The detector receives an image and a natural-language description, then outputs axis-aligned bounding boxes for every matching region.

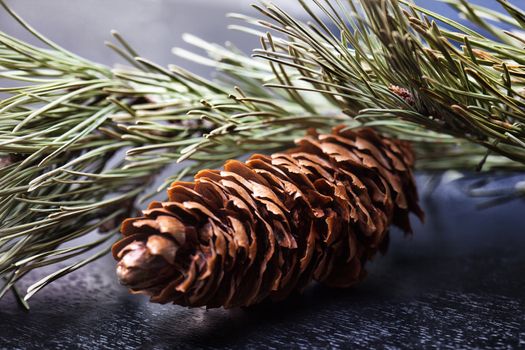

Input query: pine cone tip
[114,236,179,293]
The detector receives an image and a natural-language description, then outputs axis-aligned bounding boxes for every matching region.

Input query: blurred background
[0,0,524,349]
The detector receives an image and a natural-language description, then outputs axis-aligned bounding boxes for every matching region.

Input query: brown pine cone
[112,126,423,308]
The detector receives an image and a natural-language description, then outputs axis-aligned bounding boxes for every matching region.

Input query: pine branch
[0,3,344,303]
[244,0,525,169]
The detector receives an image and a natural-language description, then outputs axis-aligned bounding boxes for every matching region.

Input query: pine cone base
[112,126,423,308]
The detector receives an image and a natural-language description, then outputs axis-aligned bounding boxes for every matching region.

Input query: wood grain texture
[1,175,524,349]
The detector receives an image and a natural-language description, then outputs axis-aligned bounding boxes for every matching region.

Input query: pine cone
[112,126,423,308]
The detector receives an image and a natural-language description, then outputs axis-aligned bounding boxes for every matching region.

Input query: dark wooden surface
[1,1,524,349]
[1,175,524,349]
